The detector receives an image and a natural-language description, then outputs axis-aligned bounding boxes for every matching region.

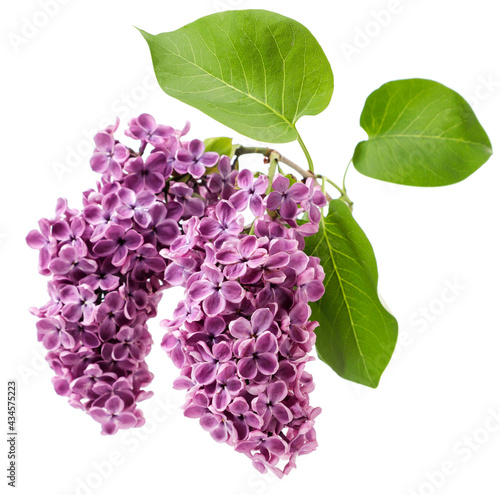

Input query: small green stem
[266,151,279,194]
[233,145,353,210]
[296,132,314,173]
[343,159,352,191]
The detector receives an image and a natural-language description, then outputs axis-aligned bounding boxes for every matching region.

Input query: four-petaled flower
[125,113,174,146]
[89,396,137,435]
[230,168,269,216]
[236,332,279,379]
[265,174,309,219]
[93,224,143,267]
[188,263,244,316]
[174,139,219,179]
[252,380,293,425]
[90,131,129,179]
[216,235,268,280]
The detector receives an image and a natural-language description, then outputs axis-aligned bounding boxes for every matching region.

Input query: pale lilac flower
[36,317,75,350]
[212,363,243,411]
[228,397,263,441]
[80,257,120,291]
[216,235,268,279]
[188,263,244,316]
[111,325,146,361]
[207,156,238,199]
[193,341,232,385]
[174,139,219,178]
[252,380,293,425]
[48,245,97,278]
[169,183,204,217]
[95,291,126,341]
[265,174,309,219]
[199,200,244,239]
[302,177,328,224]
[26,219,56,275]
[124,152,169,193]
[236,332,279,379]
[92,377,136,409]
[71,364,116,396]
[140,203,179,246]
[89,396,137,435]
[229,308,274,340]
[116,188,155,228]
[230,169,269,216]
[60,284,97,324]
[90,131,129,179]
[125,113,174,146]
[93,224,143,267]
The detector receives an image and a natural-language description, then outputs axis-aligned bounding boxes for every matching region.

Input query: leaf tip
[135,26,152,39]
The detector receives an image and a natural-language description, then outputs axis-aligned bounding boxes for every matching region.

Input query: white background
[2,0,500,494]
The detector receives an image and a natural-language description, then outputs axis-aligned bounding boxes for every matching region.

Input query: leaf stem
[343,159,352,191]
[296,131,314,173]
[234,145,354,210]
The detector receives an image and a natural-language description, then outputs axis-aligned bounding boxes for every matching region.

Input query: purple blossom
[48,245,97,279]
[230,168,269,216]
[90,131,129,179]
[229,308,274,340]
[124,152,169,193]
[265,174,309,219]
[89,396,137,435]
[59,284,97,325]
[139,203,179,246]
[228,397,263,441]
[188,263,244,316]
[125,113,174,146]
[116,188,155,228]
[207,155,238,199]
[192,341,232,385]
[26,219,55,275]
[236,332,279,379]
[93,224,143,267]
[95,291,127,341]
[199,200,244,239]
[252,380,293,425]
[216,235,268,279]
[27,114,326,476]
[36,316,74,350]
[174,139,219,178]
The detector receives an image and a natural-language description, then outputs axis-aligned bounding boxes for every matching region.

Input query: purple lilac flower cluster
[27,113,327,476]
[161,179,327,476]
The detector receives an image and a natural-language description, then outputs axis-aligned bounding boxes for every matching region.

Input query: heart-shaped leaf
[304,200,398,388]
[353,79,492,186]
[139,10,333,143]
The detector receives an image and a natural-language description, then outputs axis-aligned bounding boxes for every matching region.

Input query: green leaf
[304,200,398,388]
[139,10,333,143]
[203,137,235,157]
[353,78,492,186]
